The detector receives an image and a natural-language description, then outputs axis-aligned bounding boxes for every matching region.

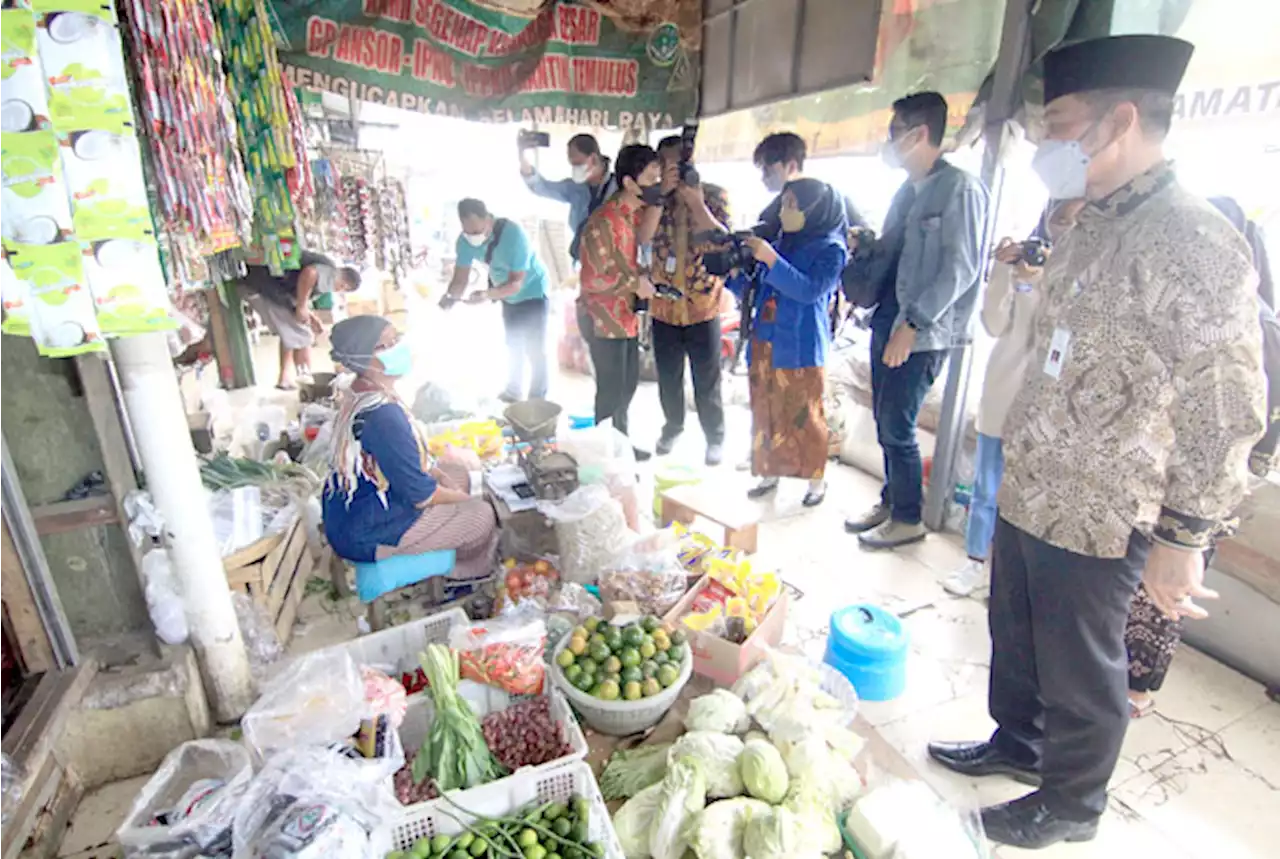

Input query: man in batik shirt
[576,144,663,456]
[649,135,732,466]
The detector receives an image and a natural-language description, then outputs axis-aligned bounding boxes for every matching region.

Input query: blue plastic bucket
[568,415,595,430]
[824,604,909,701]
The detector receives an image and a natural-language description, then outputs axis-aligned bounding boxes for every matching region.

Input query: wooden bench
[659,483,760,554]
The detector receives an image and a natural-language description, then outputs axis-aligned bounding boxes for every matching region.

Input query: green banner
[271,0,700,131]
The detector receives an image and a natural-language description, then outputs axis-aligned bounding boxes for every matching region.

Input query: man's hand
[994,237,1045,282]
[675,182,704,210]
[307,314,324,335]
[465,290,491,305]
[661,161,679,194]
[744,236,778,269]
[882,324,917,368]
[636,278,656,300]
[438,294,458,310]
[1143,542,1218,620]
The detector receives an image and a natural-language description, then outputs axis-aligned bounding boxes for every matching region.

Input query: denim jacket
[858,160,990,353]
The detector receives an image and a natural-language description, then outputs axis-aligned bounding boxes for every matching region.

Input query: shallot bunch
[481,696,572,771]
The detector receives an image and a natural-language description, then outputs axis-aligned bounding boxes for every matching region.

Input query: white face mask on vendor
[463,232,487,247]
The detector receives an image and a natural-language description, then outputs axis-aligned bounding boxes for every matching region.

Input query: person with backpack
[439,199,551,402]
[1124,196,1278,719]
[519,133,616,263]
[239,250,361,389]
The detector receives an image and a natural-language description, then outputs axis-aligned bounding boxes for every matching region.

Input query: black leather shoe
[655,432,680,456]
[927,741,1042,786]
[980,795,1099,849]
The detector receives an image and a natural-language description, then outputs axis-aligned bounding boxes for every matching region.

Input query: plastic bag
[540,484,632,584]
[560,420,641,530]
[210,487,264,556]
[116,740,253,858]
[547,582,603,619]
[448,610,547,695]
[241,649,365,762]
[361,667,407,729]
[142,549,189,645]
[599,530,690,616]
[231,747,399,859]
[1,754,24,826]
[846,780,990,859]
[232,594,283,687]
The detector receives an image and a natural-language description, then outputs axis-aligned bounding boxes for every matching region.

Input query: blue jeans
[870,324,947,524]
[502,298,549,399]
[965,433,1005,560]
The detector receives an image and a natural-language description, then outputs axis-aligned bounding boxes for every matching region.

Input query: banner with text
[271,0,700,131]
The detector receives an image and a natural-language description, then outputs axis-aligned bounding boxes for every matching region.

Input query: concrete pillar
[110,333,253,721]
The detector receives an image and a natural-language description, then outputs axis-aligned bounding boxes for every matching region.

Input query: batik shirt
[650,184,731,327]
[578,194,645,339]
[999,162,1267,559]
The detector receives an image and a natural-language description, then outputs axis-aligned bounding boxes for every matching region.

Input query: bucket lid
[829,604,909,660]
[655,464,701,486]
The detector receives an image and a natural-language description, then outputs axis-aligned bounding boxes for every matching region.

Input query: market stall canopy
[271,0,701,133]
[694,0,1005,162]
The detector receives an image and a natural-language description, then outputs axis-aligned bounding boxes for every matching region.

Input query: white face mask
[762,167,785,194]
[1031,139,1092,200]
[571,163,591,184]
[463,232,487,247]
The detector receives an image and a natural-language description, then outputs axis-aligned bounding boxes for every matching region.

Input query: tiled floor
[55,369,1278,858]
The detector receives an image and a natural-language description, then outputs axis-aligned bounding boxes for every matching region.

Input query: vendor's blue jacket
[729,228,848,369]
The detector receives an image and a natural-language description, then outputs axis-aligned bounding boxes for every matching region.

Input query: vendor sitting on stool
[321,315,498,583]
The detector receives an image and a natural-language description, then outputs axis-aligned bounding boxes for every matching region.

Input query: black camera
[517,129,550,149]
[701,229,761,277]
[677,121,700,187]
[1019,238,1050,267]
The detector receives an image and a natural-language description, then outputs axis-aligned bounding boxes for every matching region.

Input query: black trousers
[988,517,1147,820]
[579,310,639,436]
[652,317,725,444]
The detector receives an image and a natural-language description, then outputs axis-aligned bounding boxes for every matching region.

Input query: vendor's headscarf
[329,315,391,374]
[778,178,847,251]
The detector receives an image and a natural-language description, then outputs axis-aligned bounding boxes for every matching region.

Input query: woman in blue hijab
[737,178,848,506]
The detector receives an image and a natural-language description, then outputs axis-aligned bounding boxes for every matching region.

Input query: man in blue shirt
[441,199,551,402]
[519,133,616,262]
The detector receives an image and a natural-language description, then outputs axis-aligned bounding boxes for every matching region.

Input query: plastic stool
[356,549,456,625]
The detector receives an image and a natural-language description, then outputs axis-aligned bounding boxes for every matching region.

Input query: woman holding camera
[734,178,848,506]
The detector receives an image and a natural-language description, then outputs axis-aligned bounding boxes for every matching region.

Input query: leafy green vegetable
[742,806,808,859]
[739,738,789,804]
[611,782,664,859]
[649,757,707,859]
[599,742,672,801]
[688,796,770,859]
[683,689,748,734]
[782,779,842,855]
[413,644,507,791]
[668,731,745,799]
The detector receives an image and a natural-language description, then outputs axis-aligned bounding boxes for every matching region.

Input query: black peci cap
[1043,35,1194,104]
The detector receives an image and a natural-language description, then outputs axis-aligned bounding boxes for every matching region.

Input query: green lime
[524,846,546,859]
[449,849,470,859]
[573,671,595,691]
[544,803,566,821]
[641,615,660,633]
[589,641,611,663]
[594,679,620,700]
[455,834,474,850]
[641,677,661,697]
[517,829,539,849]
[641,660,659,679]
[657,664,679,688]
[669,628,687,646]
[469,839,489,856]
[619,647,641,668]
[603,673,621,688]
[572,625,589,640]
[576,655,597,674]
[584,616,601,632]
[603,626,623,650]
[588,632,606,650]
[654,650,670,665]
[638,640,656,660]
[552,817,573,837]
[556,648,576,668]
[620,665,643,684]
[623,680,642,700]
[428,835,449,855]
[387,852,407,859]
[652,630,670,650]
[567,636,586,656]
[667,643,687,662]
[546,853,561,859]
[563,663,582,684]
[622,625,645,647]
[602,655,622,675]
[571,817,589,841]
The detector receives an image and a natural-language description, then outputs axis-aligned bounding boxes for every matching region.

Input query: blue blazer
[730,229,847,370]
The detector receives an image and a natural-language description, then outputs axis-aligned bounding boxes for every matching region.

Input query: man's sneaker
[858,519,927,549]
[633,447,652,463]
[705,442,724,467]
[655,432,681,456]
[944,559,990,597]
[844,503,890,534]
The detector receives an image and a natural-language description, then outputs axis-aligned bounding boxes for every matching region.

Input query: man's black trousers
[652,317,725,444]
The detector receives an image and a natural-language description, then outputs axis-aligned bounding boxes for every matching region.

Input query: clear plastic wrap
[142,549,189,645]
[116,740,253,859]
[540,484,632,584]
[448,607,547,696]
[560,420,641,530]
[844,780,990,859]
[231,747,400,859]
[599,530,691,616]
[241,649,365,763]
[547,581,604,619]
[1,754,24,826]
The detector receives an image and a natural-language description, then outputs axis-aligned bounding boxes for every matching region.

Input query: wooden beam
[28,496,118,536]
[0,518,54,674]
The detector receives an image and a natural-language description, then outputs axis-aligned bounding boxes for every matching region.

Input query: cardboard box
[604,600,642,621]
[663,574,789,686]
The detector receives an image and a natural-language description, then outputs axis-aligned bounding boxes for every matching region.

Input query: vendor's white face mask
[463,232,487,247]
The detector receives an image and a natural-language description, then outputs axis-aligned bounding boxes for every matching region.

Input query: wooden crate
[222,516,313,644]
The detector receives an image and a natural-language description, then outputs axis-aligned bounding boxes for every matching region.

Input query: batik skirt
[748,338,828,481]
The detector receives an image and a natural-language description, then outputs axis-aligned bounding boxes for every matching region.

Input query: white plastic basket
[548,636,693,736]
[388,760,623,858]
[397,685,588,802]
[317,606,469,676]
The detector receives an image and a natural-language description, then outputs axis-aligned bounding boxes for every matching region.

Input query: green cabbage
[649,757,707,859]
[739,738,789,804]
[782,778,843,855]
[689,797,771,859]
[668,731,745,798]
[684,689,749,734]
[612,781,664,859]
[742,806,808,859]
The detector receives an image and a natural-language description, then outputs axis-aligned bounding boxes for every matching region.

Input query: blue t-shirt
[322,403,437,563]
[455,220,548,304]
